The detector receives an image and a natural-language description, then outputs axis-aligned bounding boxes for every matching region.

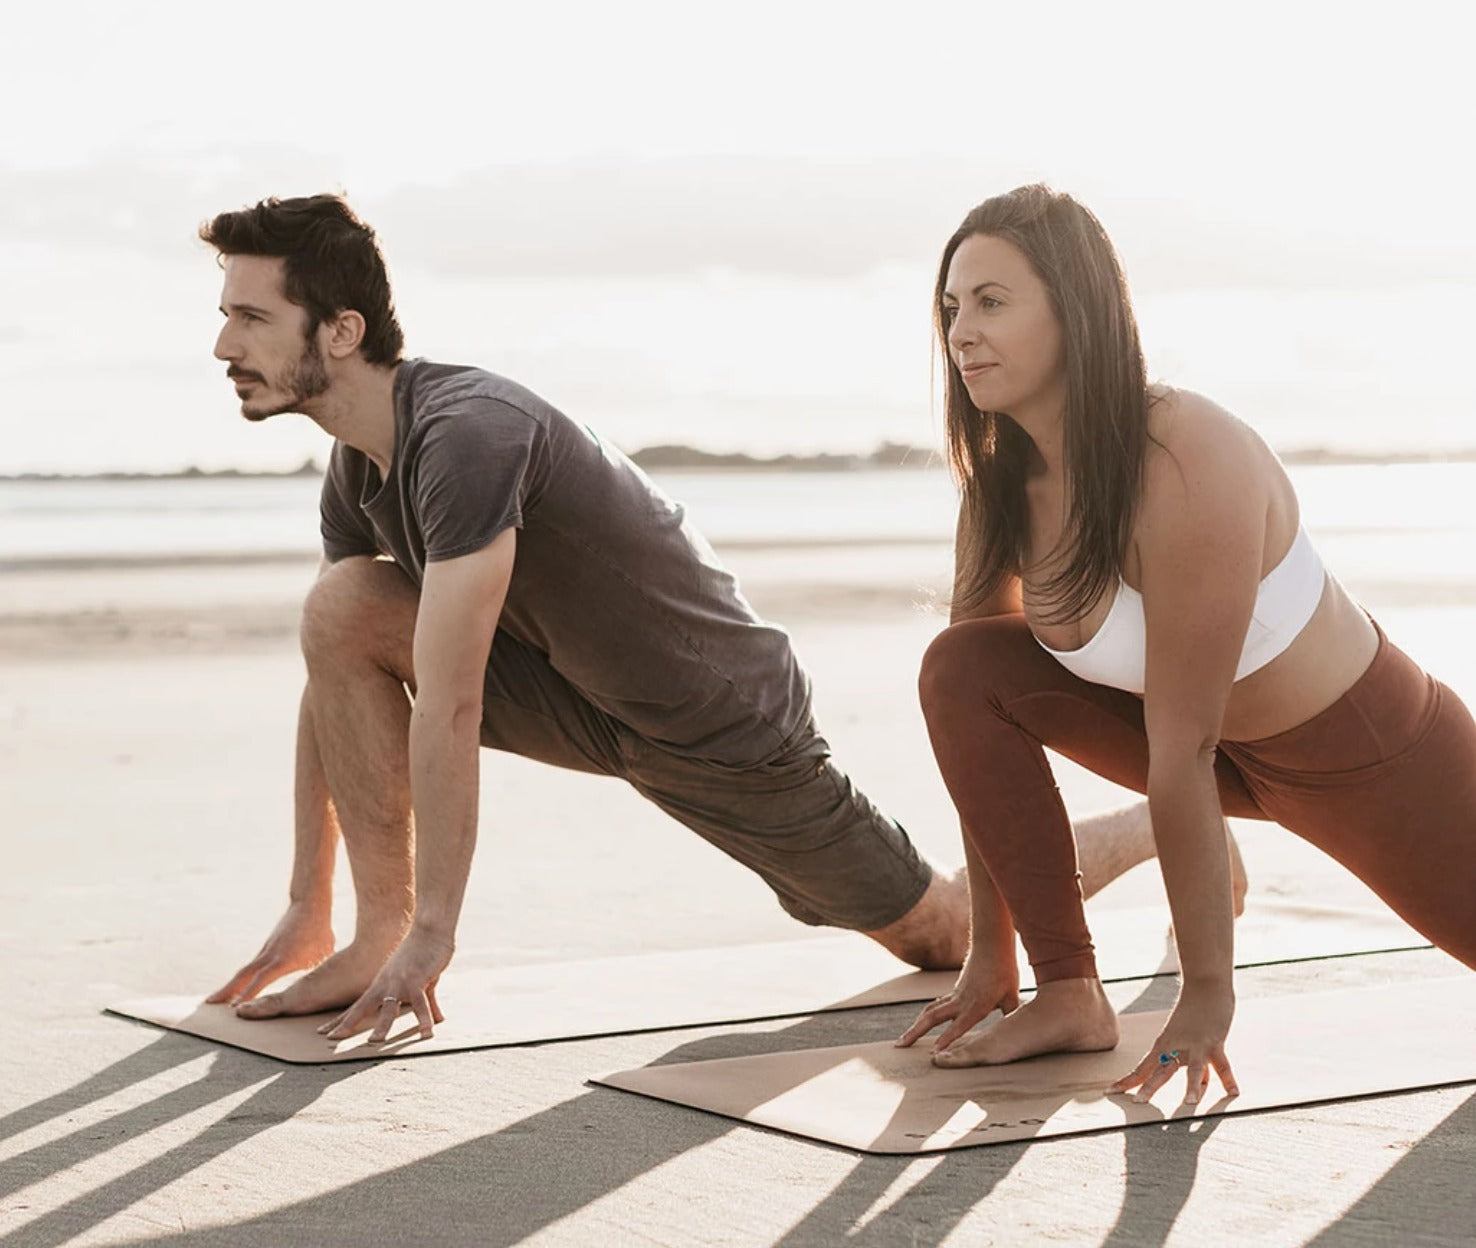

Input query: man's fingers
[428,982,445,1026]
[228,966,278,1006]
[205,964,260,1005]
[367,996,403,1045]
[410,992,436,1040]
[321,992,380,1041]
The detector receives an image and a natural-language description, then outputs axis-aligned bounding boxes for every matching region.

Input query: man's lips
[227,370,263,385]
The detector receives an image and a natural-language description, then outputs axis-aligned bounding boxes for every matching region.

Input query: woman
[896,184,1476,1106]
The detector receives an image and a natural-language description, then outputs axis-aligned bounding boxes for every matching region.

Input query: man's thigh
[623,725,932,931]
[480,630,627,775]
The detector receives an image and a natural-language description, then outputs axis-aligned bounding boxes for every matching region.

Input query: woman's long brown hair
[938,185,1152,623]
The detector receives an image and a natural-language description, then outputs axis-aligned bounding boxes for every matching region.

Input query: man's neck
[308,362,402,477]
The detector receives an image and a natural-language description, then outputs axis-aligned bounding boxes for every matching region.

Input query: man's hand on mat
[894,956,1022,1052]
[1110,991,1239,1107]
[206,900,336,1006]
[318,927,453,1044]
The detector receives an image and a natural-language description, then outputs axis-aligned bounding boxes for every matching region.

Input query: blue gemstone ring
[1157,1049,1181,1066]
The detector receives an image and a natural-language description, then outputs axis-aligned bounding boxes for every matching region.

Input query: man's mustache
[226,367,264,382]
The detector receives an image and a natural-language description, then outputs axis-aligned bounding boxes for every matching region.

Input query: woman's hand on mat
[318,927,453,1044]
[206,899,336,1006]
[894,957,1021,1051]
[1110,989,1239,1107]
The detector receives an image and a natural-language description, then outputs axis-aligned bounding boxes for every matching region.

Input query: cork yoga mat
[107,899,1427,1063]
[592,975,1476,1153]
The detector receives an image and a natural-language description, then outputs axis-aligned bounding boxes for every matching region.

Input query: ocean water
[3,464,1474,593]
[3,239,1475,476]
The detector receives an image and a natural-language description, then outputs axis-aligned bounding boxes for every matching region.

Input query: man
[201,194,1156,1046]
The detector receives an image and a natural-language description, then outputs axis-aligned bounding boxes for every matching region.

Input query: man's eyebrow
[941,281,1011,302]
[219,301,274,316]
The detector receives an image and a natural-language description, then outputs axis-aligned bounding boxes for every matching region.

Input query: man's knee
[301,557,419,676]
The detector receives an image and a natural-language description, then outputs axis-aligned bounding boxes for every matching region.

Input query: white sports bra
[1034,526,1327,695]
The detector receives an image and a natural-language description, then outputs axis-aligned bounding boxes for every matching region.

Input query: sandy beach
[3,537,1474,1247]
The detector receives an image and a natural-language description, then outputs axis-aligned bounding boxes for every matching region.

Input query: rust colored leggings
[919,613,1476,983]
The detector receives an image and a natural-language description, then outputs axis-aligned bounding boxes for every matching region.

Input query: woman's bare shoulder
[1147,386,1275,471]
[1141,387,1276,516]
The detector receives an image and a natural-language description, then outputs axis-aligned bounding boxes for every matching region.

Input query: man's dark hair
[200,194,405,366]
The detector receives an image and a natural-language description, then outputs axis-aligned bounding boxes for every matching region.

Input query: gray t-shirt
[321,359,811,764]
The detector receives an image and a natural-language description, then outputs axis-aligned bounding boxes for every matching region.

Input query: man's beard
[241,335,331,422]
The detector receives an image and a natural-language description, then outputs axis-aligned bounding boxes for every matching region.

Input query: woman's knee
[300,557,419,673]
[918,615,1031,723]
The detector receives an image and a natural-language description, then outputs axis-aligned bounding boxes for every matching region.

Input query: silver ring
[1157,1049,1181,1066]
[381,996,399,1006]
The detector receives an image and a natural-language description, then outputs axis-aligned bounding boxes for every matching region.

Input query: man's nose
[213,323,237,361]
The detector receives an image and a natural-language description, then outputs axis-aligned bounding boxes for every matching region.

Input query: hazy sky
[3,1,1473,472]
[8,1,1471,258]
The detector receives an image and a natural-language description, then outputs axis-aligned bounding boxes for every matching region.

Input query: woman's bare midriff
[1216,576,1380,743]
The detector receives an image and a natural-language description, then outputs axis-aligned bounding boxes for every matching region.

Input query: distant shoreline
[7,442,1476,483]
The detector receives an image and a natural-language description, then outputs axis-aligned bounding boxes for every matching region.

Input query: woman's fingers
[1181,1059,1211,1106]
[1109,1053,1155,1094]
[932,1012,983,1053]
[1209,1048,1239,1097]
[895,996,958,1048]
[1111,1042,1240,1105]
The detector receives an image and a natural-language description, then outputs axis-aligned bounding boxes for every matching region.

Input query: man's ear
[323,310,367,359]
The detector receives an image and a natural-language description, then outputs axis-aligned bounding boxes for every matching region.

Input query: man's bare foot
[1077,802,1250,917]
[234,943,393,1020]
[1227,822,1249,917]
[932,976,1119,1067]
[865,868,970,970]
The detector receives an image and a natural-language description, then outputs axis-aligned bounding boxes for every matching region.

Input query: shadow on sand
[0,1033,368,1248]
[9,970,1471,1248]
[1,972,1247,1248]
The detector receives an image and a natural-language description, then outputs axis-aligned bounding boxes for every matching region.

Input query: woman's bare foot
[234,942,395,1020]
[932,976,1119,1067]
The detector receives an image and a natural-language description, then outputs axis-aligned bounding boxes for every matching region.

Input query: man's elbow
[411,690,486,739]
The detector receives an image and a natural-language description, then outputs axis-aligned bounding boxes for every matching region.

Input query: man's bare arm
[321,529,515,1042]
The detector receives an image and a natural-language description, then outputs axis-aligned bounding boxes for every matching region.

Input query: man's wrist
[410,914,458,947]
[287,885,333,912]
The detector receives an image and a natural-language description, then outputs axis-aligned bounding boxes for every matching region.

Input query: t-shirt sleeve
[412,400,544,562]
[319,444,379,563]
